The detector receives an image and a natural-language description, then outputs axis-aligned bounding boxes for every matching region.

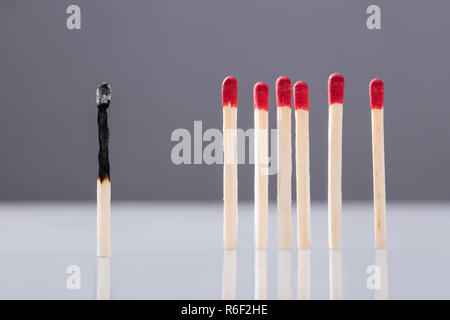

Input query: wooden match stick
[277,249,292,299]
[97,257,111,300]
[254,82,269,249]
[254,249,268,300]
[276,76,292,249]
[329,249,343,300]
[294,81,311,249]
[375,249,389,300]
[297,249,311,300]
[327,73,345,249]
[222,76,238,249]
[221,249,237,300]
[96,82,111,257]
[370,78,387,249]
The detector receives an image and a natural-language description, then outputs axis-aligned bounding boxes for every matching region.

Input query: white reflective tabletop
[0,202,447,299]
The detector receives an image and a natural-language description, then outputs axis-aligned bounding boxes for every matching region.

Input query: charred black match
[96,82,111,182]
[96,82,112,257]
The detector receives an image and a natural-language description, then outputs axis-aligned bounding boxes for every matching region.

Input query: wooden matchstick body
[277,249,292,299]
[295,109,311,248]
[96,257,111,300]
[221,249,237,300]
[329,249,343,300]
[328,103,343,249]
[223,106,238,249]
[297,249,311,300]
[254,109,269,249]
[371,109,387,249]
[254,249,268,300]
[97,178,111,257]
[375,249,389,300]
[277,107,292,249]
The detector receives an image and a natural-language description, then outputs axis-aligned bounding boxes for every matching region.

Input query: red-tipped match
[222,76,238,107]
[276,76,291,108]
[370,78,384,110]
[328,73,345,105]
[254,82,269,111]
[294,81,309,111]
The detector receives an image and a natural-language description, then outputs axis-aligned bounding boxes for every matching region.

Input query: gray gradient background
[1,0,449,201]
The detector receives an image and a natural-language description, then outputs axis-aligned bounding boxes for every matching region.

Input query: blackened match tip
[96,82,111,106]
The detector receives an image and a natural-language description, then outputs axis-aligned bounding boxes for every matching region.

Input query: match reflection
[254,250,267,300]
[329,250,343,300]
[375,249,389,300]
[96,257,111,300]
[297,249,311,300]
[221,249,237,300]
[277,249,292,299]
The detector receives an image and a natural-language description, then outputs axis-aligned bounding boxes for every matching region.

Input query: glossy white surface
[0,202,448,299]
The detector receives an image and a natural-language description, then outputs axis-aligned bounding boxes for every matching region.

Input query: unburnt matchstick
[297,249,311,300]
[222,76,238,249]
[294,81,311,249]
[254,82,269,249]
[328,73,345,249]
[370,78,387,249]
[254,249,268,300]
[221,250,237,299]
[375,249,389,299]
[96,82,112,257]
[276,76,292,249]
[277,249,292,299]
[329,249,343,300]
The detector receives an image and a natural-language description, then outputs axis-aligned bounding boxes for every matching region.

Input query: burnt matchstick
[97,257,111,300]
[370,78,387,249]
[294,81,311,249]
[276,76,293,249]
[222,76,238,249]
[328,73,345,249]
[254,82,269,249]
[96,82,111,257]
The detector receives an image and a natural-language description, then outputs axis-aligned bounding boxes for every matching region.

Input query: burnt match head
[96,82,111,107]
[276,76,292,108]
[328,73,345,105]
[222,76,238,108]
[294,81,309,111]
[254,82,269,111]
[370,78,384,110]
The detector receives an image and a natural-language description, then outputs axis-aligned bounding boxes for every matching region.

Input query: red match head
[328,73,345,105]
[254,82,269,111]
[222,76,238,107]
[370,78,384,109]
[276,76,292,108]
[294,81,309,111]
